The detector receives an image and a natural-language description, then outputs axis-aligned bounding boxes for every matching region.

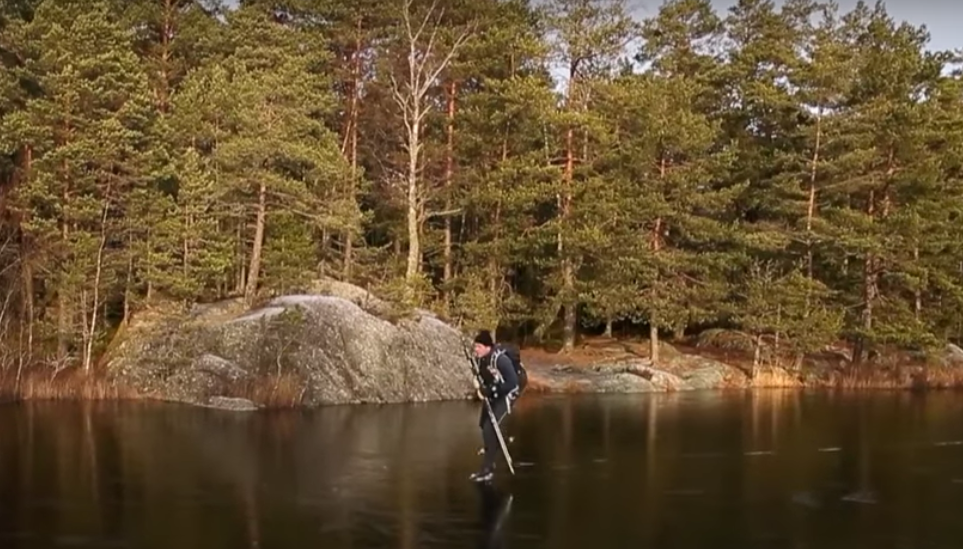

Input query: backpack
[494,343,527,394]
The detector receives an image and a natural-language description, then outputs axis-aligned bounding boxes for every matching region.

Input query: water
[2,391,963,548]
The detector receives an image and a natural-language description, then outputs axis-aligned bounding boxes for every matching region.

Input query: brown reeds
[0,367,139,401]
[221,372,308,408]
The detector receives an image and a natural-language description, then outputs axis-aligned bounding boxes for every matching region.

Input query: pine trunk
[442,80,457,301]
[183,209,191,278]
[855,190,877,364]
[489,199,502,322]
[650,216,663,365]
[145,226,153,302]
[342,22,362,280]
[648,154,669,364]
[914,244,922,320]
[19,145,34,360]
[561,125,576,353]
[235,221,245,296]
[244,180,267,306]
[487,132,510,326]
[57,160,69,361]
[123,228,133,324]
[156,0,174,113]
[805,110,822,312]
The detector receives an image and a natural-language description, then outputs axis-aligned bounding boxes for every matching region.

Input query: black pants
[479,397,510,471]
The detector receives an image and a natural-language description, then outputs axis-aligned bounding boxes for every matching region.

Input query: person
[470,330,519,482]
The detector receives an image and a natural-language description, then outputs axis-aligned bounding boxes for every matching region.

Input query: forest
[2,0,963,379]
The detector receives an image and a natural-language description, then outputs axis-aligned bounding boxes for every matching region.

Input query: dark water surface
[2,391,963,548]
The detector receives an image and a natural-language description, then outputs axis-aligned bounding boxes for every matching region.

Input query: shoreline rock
[523,341,963,395]
[101,280,963,410]
[106,283,477,410]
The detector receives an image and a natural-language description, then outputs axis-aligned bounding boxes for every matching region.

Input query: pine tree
[219,5,348,305]
[3,0,156,370]
[541,0,637,352]
[443,0,555,331]
[826,2,946,360]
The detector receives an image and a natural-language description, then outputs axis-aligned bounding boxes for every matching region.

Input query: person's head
[473,330,494,357]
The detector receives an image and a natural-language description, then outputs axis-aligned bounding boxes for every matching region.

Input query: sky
[222,0,960,53]
[632,0,962,53]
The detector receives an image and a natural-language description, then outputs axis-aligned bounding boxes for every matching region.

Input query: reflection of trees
[0,392,957,547]
[0,400,482,547]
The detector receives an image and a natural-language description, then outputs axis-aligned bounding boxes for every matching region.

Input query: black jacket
[477,349,519,401]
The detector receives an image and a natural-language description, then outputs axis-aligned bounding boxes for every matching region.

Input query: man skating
[469,330,519,482]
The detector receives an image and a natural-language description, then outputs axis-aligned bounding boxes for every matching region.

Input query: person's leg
[481,412,499,471]
[474,399,509,480]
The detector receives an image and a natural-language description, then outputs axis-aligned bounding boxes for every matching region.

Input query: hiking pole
[464,344,515,475]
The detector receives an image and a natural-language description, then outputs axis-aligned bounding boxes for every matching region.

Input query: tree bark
[57,163,69,361]
[235,221,246,296]
[391,0,471,303]
[649,153,668,365]
[650,215,663,365]
[19,145,34,361]
[914,243,921,320]
[560,124,576,352]
[342,19,363,281]
[124,228,133,324]
[805,109,822,312]
[854,151,894,364]
[83,193,111,374]
[442,80,457,302]
[244,180,267,306]
[404,107,422,293]
[855,189,876,365]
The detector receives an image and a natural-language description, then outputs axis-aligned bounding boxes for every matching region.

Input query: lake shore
[520,337,963,395]
[4,335,963,409]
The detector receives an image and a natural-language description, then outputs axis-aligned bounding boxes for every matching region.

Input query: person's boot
[469,466,494,483]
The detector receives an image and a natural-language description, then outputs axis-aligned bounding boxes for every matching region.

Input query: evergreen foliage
[2,0,962,370]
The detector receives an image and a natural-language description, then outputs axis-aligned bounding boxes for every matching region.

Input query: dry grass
[821,365,963,390]
[0,367,139,402]
[221,372,308,408]
[520,335,963,393]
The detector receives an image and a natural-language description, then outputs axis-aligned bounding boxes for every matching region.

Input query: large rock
[107,284,476,409]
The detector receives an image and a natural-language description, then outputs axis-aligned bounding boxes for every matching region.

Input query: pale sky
[632,0,961,53]
[221,0,960,53]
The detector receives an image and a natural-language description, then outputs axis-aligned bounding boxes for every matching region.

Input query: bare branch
[417,10,444,84]
[389,71,415,140]
[407,0,439,46]
[422,208,463,221]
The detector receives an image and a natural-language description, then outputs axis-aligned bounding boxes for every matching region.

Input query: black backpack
[494,343,527,394]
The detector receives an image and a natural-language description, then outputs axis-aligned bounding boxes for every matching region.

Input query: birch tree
[387,0,474,304]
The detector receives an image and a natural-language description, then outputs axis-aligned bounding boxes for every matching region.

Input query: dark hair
[473,330,494,347]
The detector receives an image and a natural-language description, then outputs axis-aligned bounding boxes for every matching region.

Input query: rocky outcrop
[106,281,476,409]
[106,278,963,409]
[525,351,754,394]
[525,340,963,394]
